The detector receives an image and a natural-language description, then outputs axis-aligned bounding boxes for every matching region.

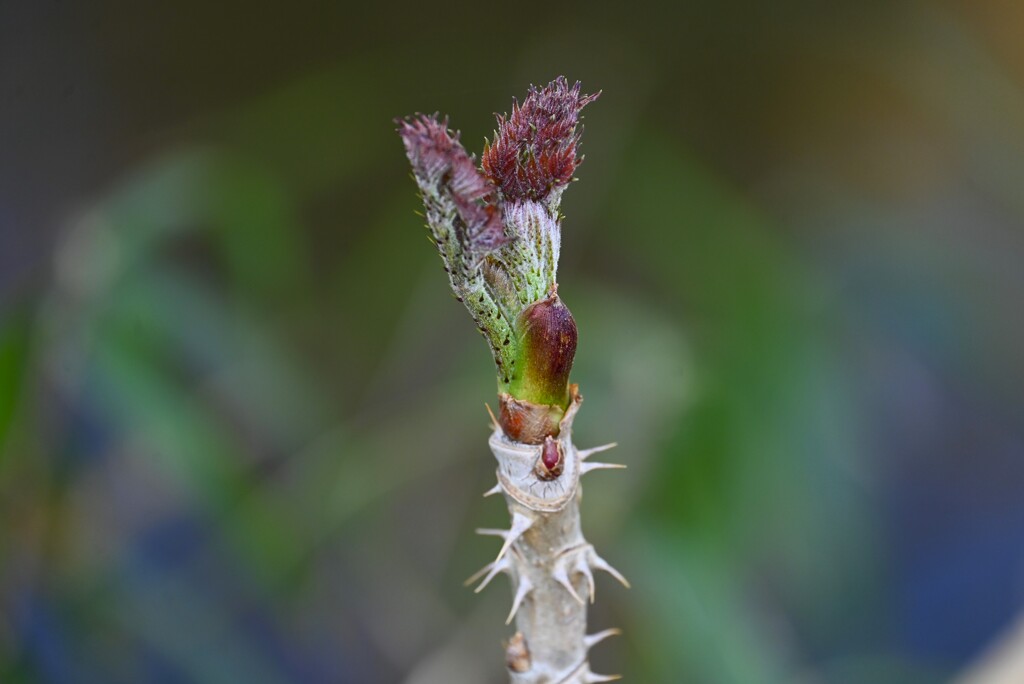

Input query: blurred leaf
[0,306,31,461]
[606,129,880,663]
[108,574,292,684]
[203,157,308,301]
[89,281,308,590]
[210,59,412,194]
[628,529,792,684]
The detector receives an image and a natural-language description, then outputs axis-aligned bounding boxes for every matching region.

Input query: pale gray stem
[503,491,609,684]
[472,393,627,683]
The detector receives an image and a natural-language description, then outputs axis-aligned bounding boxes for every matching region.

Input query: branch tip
[482,76,599,202]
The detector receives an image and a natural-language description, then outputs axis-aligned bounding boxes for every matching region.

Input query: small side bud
[509,292,577,409]
[505,632,531,673]
[534,435,564,480]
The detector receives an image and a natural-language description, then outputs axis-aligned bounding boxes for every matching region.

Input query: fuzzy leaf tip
[482,76,600,202]
[397,114,508,256]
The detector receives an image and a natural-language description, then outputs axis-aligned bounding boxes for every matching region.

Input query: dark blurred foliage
[3,1,1024,682]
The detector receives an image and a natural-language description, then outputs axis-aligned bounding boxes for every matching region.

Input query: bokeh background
[3,1,1024,682]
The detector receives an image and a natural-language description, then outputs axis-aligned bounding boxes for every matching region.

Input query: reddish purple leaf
[482,77,599,202]
[398,114,508,255]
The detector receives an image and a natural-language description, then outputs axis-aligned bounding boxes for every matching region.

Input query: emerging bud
[398,79,595,413]
[509,291,578,409]
[534,435,565,481]
[482,77,600,203]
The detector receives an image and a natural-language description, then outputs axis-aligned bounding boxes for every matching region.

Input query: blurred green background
[3,1,1024,682]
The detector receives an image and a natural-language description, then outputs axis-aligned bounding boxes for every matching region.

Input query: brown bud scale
[498,393,563,445]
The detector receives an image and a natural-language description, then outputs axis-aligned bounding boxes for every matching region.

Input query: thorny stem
[478,389,628,683]
[399,77,626,682]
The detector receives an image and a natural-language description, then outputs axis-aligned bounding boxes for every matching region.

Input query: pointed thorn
[506,576,533,624]
[584,628,622,649]
[483,482,503,497]
[579,559,596,603]
[581,462,627,475]
[464,562,492,587]
[484,402,501,431]
[468,556,510,592]
[578,443,618,460]
[475,566,504,593]
[495,512,533,563]
[553,560,585,605]
[476,528,508,538]
[589,549,631,589]
[584,672,622,683]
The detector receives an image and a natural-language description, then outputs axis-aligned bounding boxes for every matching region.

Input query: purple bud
[534,436,564,481]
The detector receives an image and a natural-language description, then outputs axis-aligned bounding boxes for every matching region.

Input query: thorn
[578,556,596,604]
[578,443,618,460]
[475,562,508,593]
[552,556,585,605]
[584,628,622,650]
[482,482,503,497]
[506,576,533,624]
[484,402,501,431]
[588,548,631,589]
[465,556,511,592]
[477,512,533,564]
[464,562,492,587]
[584,671,622,683]
[500,512,533,560]
[581,462,627,475]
